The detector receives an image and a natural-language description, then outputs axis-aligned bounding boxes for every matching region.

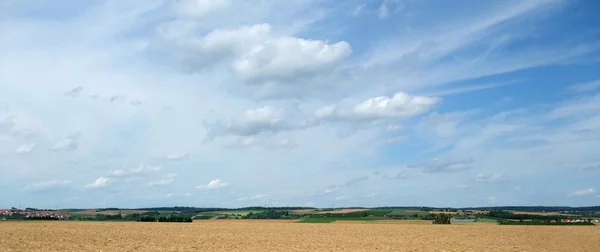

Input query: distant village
[1,208,71,220]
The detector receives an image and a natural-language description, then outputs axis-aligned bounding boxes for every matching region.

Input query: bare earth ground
[0,221,599,252]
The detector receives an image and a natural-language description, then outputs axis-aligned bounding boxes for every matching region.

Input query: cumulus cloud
[568,188,596,197]
[232,36,352,84]
[15,143,36,154]
[1,0,600,208]
[207,105,313,138]
[408,158,473,173]
[315,92,439,122]
[109,165,161,177]
[197,179,229,190]
[158,21,352,98]
[85,177,109,189]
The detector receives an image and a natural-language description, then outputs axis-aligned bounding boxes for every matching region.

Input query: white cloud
[476,174,507,183]
[207,105,313,138]
[1,0,599,208]
[85,177,109,189]
[158,21,352,99]
[566,80,600,93]
[378,2,389,19]
[348,4,367,17]
[109,165,161,177]
[408,158,473,173]
[148,178,174,187]
[568,188,596,197]
[232,36,352,84]
[335,195,347,201]
[386,124,403,131]
[197,178,229,190]
[15,143,36,154]
[51,136,79,151]
[316,92,439,122]
[65,86,83,97]
[173,0,231,20]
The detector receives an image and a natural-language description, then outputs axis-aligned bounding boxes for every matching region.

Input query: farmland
[1,221,598,251]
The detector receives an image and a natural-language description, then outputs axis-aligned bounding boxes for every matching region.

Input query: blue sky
[1,0,599,209]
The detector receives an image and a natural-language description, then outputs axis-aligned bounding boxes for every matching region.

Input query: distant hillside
[49,205,600,214]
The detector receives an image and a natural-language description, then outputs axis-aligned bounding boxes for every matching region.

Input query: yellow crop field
[0,221,598,251]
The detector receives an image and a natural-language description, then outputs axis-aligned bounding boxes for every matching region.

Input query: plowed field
[0,221,598,251]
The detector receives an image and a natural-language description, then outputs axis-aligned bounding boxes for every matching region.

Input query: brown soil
[0,221,598,251]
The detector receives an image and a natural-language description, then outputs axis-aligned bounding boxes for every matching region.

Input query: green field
[386,210,430,217]
[209,210,263,216]
[364,209,393,216]
[193,215,217,220]
[476,218,498,223]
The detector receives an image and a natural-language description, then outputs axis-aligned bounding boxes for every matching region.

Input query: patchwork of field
[1,221,598,251]
[314,208,366,214]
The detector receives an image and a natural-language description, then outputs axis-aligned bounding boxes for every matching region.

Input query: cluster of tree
[371,207,434,211]
[485,211,574,221]
[95,208,121,212]
[465,206,600,213]
[94,214,124,221]
[135,207,227,214]
[387,214,436,220]
[137,215,192,222]
[26,216,60,220]
[308,212,368,218]
[432,214,452,224]
[238,207,315,211]
[25,208,55,212]
[498,220,595,226]
[242,210,291,219]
